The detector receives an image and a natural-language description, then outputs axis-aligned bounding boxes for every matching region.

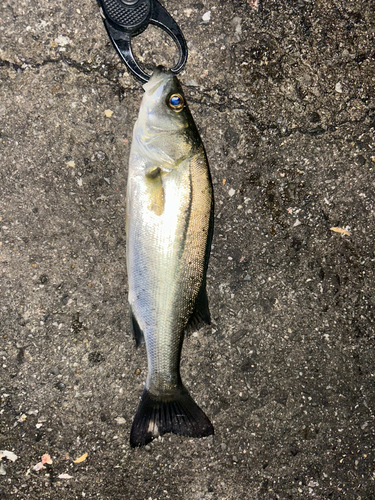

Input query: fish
[126,66,214,447]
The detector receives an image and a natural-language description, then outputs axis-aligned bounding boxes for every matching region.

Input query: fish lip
[143,65,173,95]
[152,65,167,77]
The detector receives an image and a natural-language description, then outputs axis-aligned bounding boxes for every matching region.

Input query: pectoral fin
[145,166,164,216]
[145,166,162,179]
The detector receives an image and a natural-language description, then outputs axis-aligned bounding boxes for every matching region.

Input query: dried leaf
[41,454,52,465]
[248,0,259,10]
[58,473,73,479]
[73,452,88,464]
[330,227,350,236]
[0,450,18,462]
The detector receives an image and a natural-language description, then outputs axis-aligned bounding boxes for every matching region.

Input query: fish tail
[130,386,214,447]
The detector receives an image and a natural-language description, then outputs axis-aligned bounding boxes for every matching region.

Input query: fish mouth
[143,65,173,95]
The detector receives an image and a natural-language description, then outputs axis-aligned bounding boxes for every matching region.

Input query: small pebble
[239,392,249,401]
[114,417,126,425]
[202,11,211,22]
[55,35,71,46]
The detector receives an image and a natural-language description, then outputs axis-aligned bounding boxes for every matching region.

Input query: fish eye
[167,93,184,112]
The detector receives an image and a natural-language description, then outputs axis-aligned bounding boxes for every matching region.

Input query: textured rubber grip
[100,0,150,31]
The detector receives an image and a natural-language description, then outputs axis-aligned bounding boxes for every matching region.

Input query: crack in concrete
[0,58,23,72]
[188,90,373,138]
[0,55,124,86]
[2,56,373,139]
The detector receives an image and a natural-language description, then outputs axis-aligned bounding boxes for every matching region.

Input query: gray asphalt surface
[1,0,374,498]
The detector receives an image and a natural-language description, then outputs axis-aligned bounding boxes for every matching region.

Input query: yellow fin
[146,167,164,216]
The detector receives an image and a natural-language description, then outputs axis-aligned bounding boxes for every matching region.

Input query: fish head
[134,66,200,166]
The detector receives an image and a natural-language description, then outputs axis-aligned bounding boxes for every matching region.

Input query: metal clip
[97,0,188,83]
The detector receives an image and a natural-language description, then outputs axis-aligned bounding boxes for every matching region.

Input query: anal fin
[185,280,211,335]
[129,307,145,348]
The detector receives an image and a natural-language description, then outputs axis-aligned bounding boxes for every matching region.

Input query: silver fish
[126,67,214,447]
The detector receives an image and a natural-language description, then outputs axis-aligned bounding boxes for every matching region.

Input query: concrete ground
[1,0,374,498]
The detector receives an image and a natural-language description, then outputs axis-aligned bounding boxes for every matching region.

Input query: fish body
[126,67,214,447]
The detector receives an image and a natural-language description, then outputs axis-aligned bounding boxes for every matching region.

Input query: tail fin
[130,386,214,447]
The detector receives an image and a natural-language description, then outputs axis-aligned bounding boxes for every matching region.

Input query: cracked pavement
[1,0,374,498]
